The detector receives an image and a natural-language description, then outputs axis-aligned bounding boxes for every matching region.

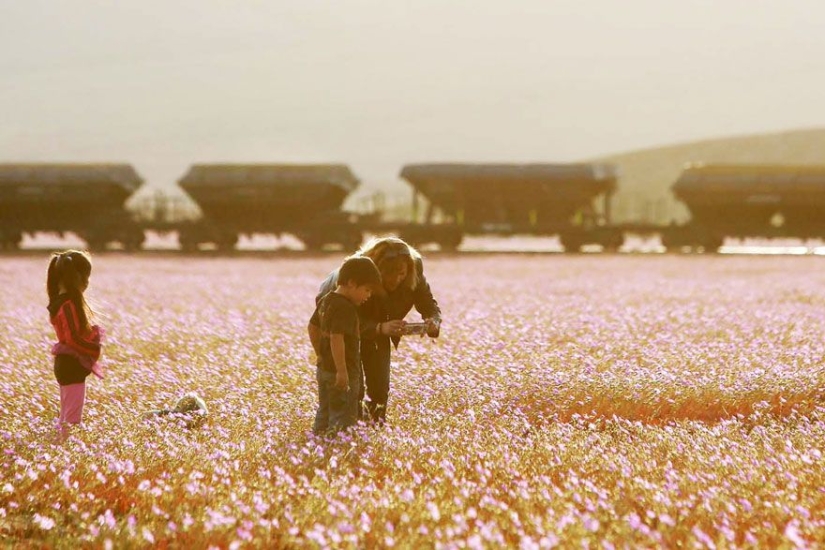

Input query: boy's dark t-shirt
[311,292,360,373]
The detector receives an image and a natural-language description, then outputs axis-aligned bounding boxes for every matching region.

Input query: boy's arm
[308,306,322,357]
[329,333,349,390]
[308,321,322,357]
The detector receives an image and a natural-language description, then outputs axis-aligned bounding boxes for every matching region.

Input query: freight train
[1,161,824,253]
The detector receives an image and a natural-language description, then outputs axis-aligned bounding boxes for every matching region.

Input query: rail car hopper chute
[176,164,363,250]
[666,164,825,252]
[399,163,622,252]
[0,163,145,250]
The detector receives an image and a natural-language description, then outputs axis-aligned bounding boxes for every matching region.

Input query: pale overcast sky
[1,0,824,192]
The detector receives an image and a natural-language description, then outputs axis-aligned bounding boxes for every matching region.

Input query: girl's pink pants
[57,383,86,436]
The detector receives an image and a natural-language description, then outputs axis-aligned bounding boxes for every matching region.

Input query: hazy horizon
[3,0,825,193]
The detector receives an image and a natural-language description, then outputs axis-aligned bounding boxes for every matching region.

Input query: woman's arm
[412,265,441,323]
[411,261,441,337]
[316,270,338,306]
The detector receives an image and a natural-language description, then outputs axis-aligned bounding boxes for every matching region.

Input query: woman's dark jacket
[316,258,441,348]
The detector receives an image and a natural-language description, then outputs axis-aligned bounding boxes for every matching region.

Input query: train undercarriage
[4,221,825,253]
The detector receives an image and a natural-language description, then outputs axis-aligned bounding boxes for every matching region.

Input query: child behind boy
[308,256,381,435]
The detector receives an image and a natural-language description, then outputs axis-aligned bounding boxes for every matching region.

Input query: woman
[316,237,441,423]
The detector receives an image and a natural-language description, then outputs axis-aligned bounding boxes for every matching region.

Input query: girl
[46,250,104,440]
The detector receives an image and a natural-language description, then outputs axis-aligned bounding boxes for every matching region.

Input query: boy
[308,256,381,435]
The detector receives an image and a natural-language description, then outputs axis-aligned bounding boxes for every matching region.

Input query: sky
[2,0,824,196]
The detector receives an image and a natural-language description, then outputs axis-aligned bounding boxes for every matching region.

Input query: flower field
[2,253,825,548]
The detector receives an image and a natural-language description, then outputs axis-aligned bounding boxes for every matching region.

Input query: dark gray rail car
[399,163,621,252]
[664,163,825,252]
[0,164,144,250]
[177,164,363,250]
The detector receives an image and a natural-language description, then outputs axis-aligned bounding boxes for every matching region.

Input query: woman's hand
[381,320,407,337]
[425,318,441,338]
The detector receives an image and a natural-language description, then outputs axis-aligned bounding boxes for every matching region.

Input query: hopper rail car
[1,162,824,253]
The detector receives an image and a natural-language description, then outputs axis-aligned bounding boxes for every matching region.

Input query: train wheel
[661,236,680,253]
[1,232,22,250]
[700,235,723,254]
[601,233,624,253]
[439,232,463,252]
[121,230,145,252]
[301,237,325,251]
[179,236,197,252]
[82,233,108,252]
[559,233,584,253]
[397,230,421,249]
[340,230,363,252]
[216,233,239,252]
[178,228,200,252]
[180,240,199,252]
[398,237,421,250]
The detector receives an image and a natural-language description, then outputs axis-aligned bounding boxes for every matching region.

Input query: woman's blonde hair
[355,236,420,291]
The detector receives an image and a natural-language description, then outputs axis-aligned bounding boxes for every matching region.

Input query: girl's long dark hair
[47,250,94,331]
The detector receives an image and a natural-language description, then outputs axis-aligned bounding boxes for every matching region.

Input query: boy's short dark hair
[339,256,382,287]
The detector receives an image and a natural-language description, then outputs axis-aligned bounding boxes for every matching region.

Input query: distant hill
[596,128,825,224]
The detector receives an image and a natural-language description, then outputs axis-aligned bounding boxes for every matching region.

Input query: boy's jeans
[314,364,362,435]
